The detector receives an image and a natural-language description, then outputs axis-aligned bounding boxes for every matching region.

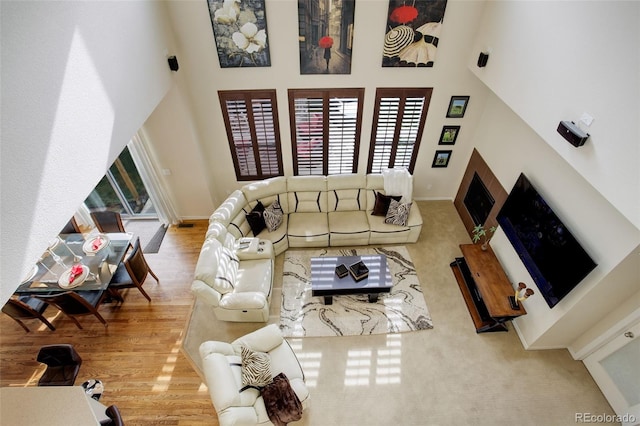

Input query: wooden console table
[450,244,526,333]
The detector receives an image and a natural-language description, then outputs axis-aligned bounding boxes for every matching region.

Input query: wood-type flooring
[0,220,217,425]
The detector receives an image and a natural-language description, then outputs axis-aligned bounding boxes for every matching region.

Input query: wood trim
[288,88,365,176]
[367,87,433,174]
[454,148,508,241]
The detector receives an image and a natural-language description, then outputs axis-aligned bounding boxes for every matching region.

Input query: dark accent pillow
[246,201,266,236]
[371,192,402,216]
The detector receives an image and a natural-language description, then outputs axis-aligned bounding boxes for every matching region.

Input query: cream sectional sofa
[192,173,422,322]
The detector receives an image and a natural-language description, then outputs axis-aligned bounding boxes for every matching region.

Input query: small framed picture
[439,125,460,145]
[446,96,470,118]
[432,150,452,168]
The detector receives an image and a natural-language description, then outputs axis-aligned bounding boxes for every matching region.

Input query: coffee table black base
[311,254,392,306]
[321,293,381,305]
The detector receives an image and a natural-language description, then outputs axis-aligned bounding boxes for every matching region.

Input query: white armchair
[200,324,310,426]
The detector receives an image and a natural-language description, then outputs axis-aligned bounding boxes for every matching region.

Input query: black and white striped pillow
[263,200,283,232]
[384,199,412,226]
[240,346,272,390]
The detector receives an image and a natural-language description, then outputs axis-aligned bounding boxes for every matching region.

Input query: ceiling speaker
[477,52,489,68]
[168,56,179,72]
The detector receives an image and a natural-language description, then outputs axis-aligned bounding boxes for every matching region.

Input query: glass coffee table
[311,254,392,305]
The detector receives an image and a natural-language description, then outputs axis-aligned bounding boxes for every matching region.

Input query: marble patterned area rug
[280,246,433,338]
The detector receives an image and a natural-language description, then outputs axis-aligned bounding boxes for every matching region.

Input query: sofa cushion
[288,212,328,238]
[240,345,272,390]
[235,259,273,296]
[327,174,367,212]
[211,190,247,225]
[242,176,290,214]
[328,210,369,234]
[287,176,327,213]
[194,238,223,289]
[263,200,283,232]
[214,247,239,294]
[385,199,413,226]
[371,191,402,216]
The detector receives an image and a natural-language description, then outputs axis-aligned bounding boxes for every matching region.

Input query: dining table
[14,232,134,295]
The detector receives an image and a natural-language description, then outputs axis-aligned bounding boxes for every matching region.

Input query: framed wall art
[446,96,469,118]
[382,0,448,67]
[432,150,452,168]
[439,125,460,145]
[298,0,356,74]
[207,0,271,68]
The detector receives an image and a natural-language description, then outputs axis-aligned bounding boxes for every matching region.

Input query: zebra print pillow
[384,199,412,226]
[263,199,283,232]
[240,346,272,390]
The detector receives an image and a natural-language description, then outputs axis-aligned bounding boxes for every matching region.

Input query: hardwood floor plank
[0,220,219,425]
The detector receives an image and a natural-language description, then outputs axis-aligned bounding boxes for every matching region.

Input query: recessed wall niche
[454,148,508,238]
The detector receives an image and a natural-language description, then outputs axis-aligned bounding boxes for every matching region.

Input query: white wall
[474,95,640,349]
[141,84,216,219]
[469,0,640,228]
[0,1,176,304]
[465,0,640,350]
[164,0,491,203]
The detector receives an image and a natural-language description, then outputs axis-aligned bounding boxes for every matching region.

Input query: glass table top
[15,232,133,294]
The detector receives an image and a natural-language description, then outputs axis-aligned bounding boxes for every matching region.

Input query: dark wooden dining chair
[60,216,82,234]
[100,405,125,426]
[108,237,159,302]
[91,211,126,233]
[1,296,56,332]
[36,344,82,386]
[35,291,108,329]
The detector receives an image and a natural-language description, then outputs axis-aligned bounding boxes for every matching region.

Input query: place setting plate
[83,234,110,255]
[58,265,90,289]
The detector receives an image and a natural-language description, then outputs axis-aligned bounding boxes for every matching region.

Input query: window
[288,88,364,175]
[367,88,433,174]
[218,90,283,181]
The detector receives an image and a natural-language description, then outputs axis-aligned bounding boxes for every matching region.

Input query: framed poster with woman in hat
[382,0,448,67]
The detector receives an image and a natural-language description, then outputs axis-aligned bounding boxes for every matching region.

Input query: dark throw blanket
[261,372,303,426]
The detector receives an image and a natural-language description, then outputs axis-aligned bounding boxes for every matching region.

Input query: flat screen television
[496,173,597,308]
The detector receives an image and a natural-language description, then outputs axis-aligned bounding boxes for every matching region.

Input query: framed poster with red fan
[298,0,356,74]
[382,0,448,67]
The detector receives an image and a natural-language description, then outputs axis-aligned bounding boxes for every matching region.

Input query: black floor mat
[143,224,167,253]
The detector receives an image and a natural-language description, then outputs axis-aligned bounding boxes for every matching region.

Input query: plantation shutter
[289,88,364,176]
[219,90,283,181]
[368,88,432,174]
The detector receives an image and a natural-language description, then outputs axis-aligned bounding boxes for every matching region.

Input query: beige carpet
[181,201,616,425]
[280,247,433,337]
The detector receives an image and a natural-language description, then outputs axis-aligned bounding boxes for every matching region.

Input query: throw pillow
[246,201,266,236]
[384,199,412,226]
[371,191,402,216]
[240,346,272,390]
[214,246,239,294]
[263,199,284,232]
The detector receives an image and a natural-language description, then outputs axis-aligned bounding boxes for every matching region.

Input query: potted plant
[472,224,497,251]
